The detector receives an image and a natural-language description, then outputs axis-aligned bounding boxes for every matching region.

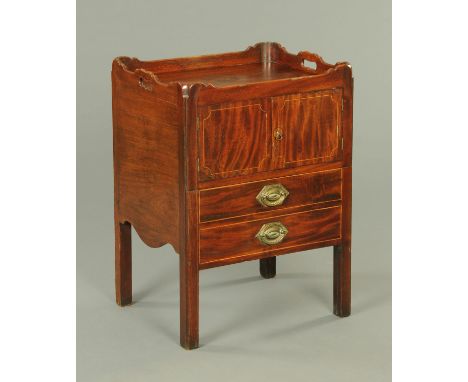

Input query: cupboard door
[272,89,343,168]
[198,100,271,180]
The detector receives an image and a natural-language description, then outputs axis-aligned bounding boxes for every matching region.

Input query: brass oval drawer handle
[256,183,289,207]
[256,222,288,245]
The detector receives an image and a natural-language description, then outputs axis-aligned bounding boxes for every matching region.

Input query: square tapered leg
[179,256,199,350]
[333,243,351,316]
[260,257,276,279]
[115,221,132,306]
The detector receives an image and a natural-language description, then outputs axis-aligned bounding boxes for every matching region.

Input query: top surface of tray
[155,63,313,87]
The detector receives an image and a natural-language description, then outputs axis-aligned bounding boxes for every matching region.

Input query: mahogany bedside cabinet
[112,42,353,350]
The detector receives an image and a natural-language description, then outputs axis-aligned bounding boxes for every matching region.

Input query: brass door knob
[274,129,283,140]
[256,222,288,245]
[256,183,289,207]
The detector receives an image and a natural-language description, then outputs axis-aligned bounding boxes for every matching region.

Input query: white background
[393,0,468,380]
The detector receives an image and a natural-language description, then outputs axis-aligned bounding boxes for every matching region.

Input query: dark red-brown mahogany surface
[112,42,353,349]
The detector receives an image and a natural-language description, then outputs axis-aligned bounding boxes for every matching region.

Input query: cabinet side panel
[112,61,182,252]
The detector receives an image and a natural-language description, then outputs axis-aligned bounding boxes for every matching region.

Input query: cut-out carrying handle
[134,68,169,92]
[136,70,155,91]
[297,51,334,72]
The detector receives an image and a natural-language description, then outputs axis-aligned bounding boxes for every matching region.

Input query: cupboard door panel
[273,89,342,168]
[198,100,271,180]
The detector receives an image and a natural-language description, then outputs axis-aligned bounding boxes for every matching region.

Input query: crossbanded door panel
[198,99,271,180]
[272,89,343,168]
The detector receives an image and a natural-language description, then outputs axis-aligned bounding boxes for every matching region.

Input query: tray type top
[114,42,350,88]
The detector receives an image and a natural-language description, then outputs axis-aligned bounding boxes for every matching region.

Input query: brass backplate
[256,222,288,245]
[256,183,289,207]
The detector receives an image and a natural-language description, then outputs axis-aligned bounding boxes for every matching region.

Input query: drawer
[199,169,342,223]
[199,206,341,266]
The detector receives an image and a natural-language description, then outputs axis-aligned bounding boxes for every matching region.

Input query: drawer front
[199,206,341,266]
[199,169,342,223]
